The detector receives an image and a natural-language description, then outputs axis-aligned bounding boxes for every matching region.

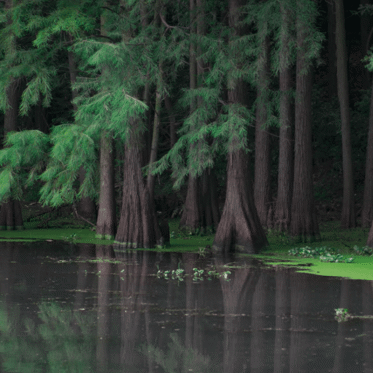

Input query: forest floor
[1,202,372,280]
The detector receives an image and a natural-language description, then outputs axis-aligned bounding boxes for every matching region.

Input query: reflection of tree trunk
[183,252,203,353]
[0,243,14,300]
[250,271,272,372]
[217,256,260,373]
[289,272,311,372]
[332,279,352,373]
[362,281,373,372]
[116,250,149,369]
[273,268,290,372]
[74,244,95,310]
[184,253,195,349]
[96,245,113,373]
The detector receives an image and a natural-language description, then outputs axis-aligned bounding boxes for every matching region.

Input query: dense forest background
[0,0,372,253]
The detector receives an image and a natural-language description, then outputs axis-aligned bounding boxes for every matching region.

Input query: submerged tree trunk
[290,1,319,242]
[115,123,162,248]
[274,0,294,232]
[362,80,373,228]
[336,0,356,228]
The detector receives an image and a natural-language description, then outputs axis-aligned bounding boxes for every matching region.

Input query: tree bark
[367,218,373,247]
[362,80,373,228]
[95,7,116,238]
[180,0,201,234]
[254,32,271,228]
[335,0,356,228]
[360,0,372,89]
[274,0,294,232]
[290,1,319,242]
[96,133,116,239]
[213,0,268,253]
[147,62,162,202]
[115,123,163,248]
[213,148,268,253]
[327,0,337,96]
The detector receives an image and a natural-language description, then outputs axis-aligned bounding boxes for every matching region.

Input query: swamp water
[0,241,372,372]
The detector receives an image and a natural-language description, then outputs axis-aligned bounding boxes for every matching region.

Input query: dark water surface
[0,241,372,372]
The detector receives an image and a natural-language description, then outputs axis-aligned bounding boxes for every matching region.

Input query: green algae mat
[253,253,373,281]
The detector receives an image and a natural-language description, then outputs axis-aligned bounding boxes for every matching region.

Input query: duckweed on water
[288,246,354,263]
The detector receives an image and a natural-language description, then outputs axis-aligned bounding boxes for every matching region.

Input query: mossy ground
[1,214,373,279]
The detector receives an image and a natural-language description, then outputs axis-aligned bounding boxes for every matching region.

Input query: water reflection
[0,242,372,372]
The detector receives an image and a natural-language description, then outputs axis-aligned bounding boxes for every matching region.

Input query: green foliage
[0,130,49,202]
[288,246,354,263]
[39,124,99,206]
[352,245,373,256]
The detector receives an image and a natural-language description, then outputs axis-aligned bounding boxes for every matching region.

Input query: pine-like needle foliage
[0,130,49,201]
[39,124,99,206]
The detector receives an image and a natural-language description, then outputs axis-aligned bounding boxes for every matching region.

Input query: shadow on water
[0,241,372,372]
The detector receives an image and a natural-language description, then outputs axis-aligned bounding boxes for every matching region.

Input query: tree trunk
[213,148,268,253]
[164,95,177,148]
[96,133,116,239]
[362,80,373,228]
[0,1,23,230]
[213,0,268,253]
[335,0,356,228]
[290,1,319,242]
[179,176,201,233]
[115,123,163,248]
[67,31,97,222]
[147,62,162,202]
[274,0,294,232]
[367,218,373,247]
[327,0,337,96]
[180,0,201,234]
[254,33,271,228]
[200,169,220,233]
[360,0,372,89]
